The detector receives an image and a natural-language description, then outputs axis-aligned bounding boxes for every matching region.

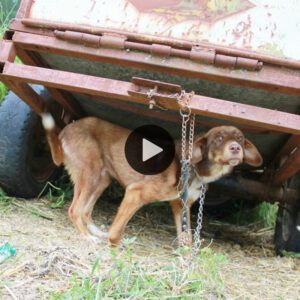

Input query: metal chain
[176,90,206,257]
[146,87,206,256]
[192,183,206,254]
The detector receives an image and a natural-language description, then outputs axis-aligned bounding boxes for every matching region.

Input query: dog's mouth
[228,159,241,166]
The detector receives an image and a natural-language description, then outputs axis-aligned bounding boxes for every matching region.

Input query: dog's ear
[244,139,263,167]
[191,136,206,164]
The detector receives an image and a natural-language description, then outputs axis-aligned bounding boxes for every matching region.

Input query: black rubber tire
[0,87,59,198]
[275,203,300,254]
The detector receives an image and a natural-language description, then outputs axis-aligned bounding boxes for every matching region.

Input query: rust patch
[129,0,254,22]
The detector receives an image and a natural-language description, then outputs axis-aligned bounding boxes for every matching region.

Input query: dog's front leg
[170,199,192,246]
[108,182,145,246]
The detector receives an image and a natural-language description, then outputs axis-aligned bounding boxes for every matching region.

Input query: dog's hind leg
[84,173,111,239]
[68,169,110,240]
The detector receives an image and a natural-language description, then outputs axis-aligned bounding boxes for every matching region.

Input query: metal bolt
[149,99,155,109]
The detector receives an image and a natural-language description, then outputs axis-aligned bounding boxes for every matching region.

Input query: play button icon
[125,125,175,175]
[142,139,163,162]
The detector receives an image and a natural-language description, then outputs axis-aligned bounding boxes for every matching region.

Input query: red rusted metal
[12,32,300,96]
[0,41,16,65]
[100,34,127,50]
[150,44,172,58]
[54,30,262,70]
[210,176,300,205]
[1,62,300,135]
[191,46,262,71]
[90,95,282,135]
[273,147,300,185]
[16,0,34,19]
[15,47,82,120]
[129,77,182,103]
[276,136,300,163]
[18,18,300,70]
[262,135,300,185]
[2,79,46,114]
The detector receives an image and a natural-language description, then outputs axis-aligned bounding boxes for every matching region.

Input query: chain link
[192,183,206,254]
[146,87,206,256]
[176,90,206,255]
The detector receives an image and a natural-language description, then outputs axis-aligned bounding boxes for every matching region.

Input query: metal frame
[10,32,300,97]
[1,62,299,136]
[1,0,300,202]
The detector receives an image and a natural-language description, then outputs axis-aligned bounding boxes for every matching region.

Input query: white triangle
[142,138,163,162]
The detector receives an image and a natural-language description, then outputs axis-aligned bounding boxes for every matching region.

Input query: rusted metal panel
[15,47,83,120]
[273,147,300,185]
[210,175,300,205]
[2,79,46,114]
[12,32,300,96]
[275,136,300,163]
[19,18,300,70]
[24,0,300,62]
[54,30,263,71]
[0,41,16,65]
[89,95,283,135]
[16,0,33,19]
[1,62,300,135]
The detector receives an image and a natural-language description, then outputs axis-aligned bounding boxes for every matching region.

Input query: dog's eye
[236,135,243,142]
[215,135,223,143]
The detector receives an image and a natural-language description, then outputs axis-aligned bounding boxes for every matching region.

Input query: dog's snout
[229,142,241,154]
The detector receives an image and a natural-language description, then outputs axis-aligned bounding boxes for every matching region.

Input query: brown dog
[41,115,263,246]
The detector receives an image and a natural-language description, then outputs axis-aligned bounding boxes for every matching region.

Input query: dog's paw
[178,231,193,247]
[88,223,108,239]
[87,234,101,244]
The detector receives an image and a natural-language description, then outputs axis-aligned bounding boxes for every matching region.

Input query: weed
[224,200,278,229]
[0,188,13,211]
[0,82,7,104]
[50,240,226,299]
[38,173,73,209]
[256,202,278,228]
[281,250,300,259]
[0,188,53,219]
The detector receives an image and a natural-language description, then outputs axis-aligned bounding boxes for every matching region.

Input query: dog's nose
[229,142,241,154]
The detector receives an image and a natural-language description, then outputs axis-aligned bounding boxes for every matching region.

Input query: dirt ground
[0,197,300,300]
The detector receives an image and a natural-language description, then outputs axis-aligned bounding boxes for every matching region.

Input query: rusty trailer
[0,0,300,254]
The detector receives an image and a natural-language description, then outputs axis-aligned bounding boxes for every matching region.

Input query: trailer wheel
[275,202,300,254]
[0,88,59,198]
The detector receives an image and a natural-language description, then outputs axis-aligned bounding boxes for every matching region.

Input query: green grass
[38,173,74,209]
[256,202,278,228]
[50,241,227,300]
[0,82,7,104]
[0,188,54,219]
[0,3,9,104]
[225,200,278,228]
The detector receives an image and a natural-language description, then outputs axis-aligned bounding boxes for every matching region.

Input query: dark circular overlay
[125,125,175,175]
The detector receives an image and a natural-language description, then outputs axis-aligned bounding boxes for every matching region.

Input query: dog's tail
[41,113,63,166]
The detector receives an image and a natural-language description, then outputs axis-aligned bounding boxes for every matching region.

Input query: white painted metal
[29,0,300,61]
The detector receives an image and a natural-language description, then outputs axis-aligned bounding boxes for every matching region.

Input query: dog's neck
[191,160,233,184]
[185,161,233,202]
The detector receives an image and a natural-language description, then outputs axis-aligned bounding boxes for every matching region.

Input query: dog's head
[191,126,263,168]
